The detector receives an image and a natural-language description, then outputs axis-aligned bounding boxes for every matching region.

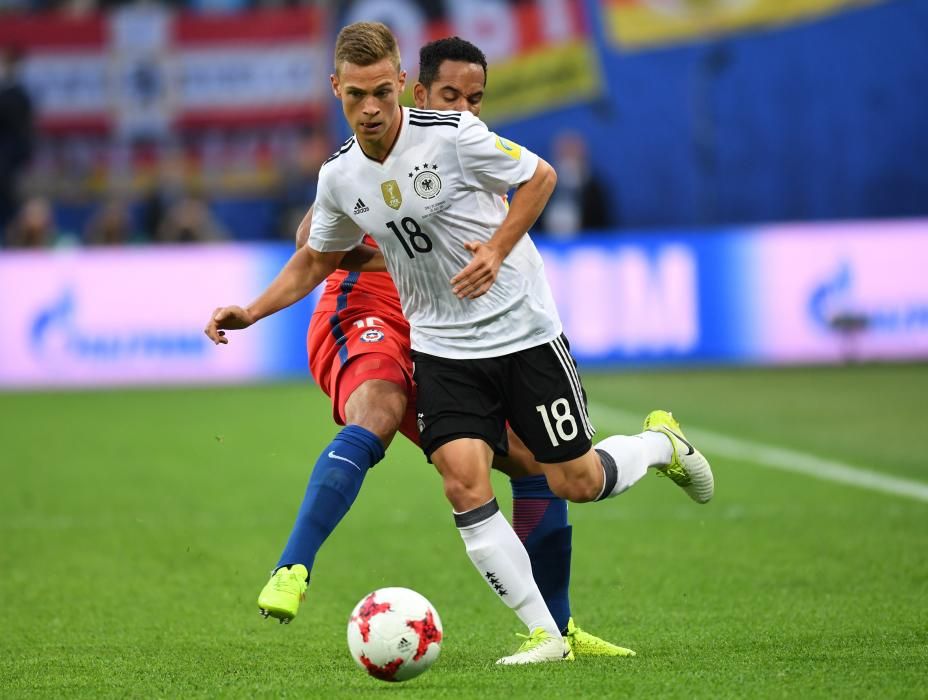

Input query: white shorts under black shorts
[411,334,596,463]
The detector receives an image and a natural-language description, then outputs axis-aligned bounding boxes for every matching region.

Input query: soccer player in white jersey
[205,22,714,665]
[259,36,631,659]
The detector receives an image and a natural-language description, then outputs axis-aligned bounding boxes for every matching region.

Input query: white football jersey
[309,107,562,359]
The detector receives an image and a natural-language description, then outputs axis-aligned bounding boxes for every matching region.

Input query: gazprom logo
[30,289,207,361]
[809,263,928,334]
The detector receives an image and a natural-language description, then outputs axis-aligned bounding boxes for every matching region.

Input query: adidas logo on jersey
[353,198,369,215]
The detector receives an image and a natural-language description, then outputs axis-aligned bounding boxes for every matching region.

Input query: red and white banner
[0,7,328,134]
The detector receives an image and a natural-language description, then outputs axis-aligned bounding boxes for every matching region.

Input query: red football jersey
[312,236,405,319]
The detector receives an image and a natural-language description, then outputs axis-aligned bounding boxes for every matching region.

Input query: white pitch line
[589,402,928,504]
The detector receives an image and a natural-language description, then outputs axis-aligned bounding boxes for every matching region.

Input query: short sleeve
[455,111,540,195]
[308,169,364,252]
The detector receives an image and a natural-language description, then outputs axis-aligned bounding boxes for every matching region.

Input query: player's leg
[431,439,570,665]
[542,415,714,504]
[273,371,404,572]
[493,434,635,657]
[541,432,672,503]
[414,351,571,665]
[492,437,572,634]
[259,316,413,622]
[506,335,713,505]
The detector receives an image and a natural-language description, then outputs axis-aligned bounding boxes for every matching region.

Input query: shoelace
[513,630,547,652]
[272,571,301,593]
[657,464,688,480]
[663,463,692,484]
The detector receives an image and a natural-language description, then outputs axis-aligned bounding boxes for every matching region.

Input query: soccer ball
[347,587,443,682]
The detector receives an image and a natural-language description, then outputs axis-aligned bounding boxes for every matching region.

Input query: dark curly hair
[418,36,487,88]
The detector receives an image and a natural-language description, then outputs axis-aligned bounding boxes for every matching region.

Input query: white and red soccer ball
[347,587,443,682]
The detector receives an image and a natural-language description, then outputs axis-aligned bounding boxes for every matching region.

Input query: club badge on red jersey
[360,329,385,343]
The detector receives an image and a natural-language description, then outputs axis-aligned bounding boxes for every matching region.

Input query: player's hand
[451,241,502,299]
[204,305,255,345]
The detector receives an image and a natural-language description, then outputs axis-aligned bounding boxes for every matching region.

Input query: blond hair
[334,22,401,74]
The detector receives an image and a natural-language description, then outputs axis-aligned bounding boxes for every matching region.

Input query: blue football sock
[511,474,572,632]
[276,424,385,575]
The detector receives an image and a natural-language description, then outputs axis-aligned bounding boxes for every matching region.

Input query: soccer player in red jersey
[254,36,632,656]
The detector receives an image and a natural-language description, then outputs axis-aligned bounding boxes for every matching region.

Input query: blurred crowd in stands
[0,46,31,241]
[0,21,615,249]
[0,0,322,14]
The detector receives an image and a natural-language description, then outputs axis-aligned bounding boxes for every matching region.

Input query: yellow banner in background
[481,41,601,123]
[604,0,886,49]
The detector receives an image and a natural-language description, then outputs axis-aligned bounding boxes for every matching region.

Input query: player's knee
[441,473,489,512]
[545,468,598,503]
[348,405,402,444]
[343,379,407,445]
[431,439,494,511]
[442,475,473,510]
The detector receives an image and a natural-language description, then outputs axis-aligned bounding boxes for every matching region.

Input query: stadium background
[1,0,926,386]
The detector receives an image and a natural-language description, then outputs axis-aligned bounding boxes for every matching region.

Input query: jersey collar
[357,106,406,166]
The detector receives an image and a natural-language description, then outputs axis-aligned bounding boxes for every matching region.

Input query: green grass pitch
[2,364,927,698]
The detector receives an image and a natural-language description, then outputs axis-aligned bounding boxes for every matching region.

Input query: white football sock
[595,431,673,499]
[454,499,560,638]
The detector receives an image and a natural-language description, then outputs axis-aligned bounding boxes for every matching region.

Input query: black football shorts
[411,334,595,463]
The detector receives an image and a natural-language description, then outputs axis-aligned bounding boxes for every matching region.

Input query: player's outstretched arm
[451,158,557,299]
[295,205,314,249]
[205,246,343,345]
